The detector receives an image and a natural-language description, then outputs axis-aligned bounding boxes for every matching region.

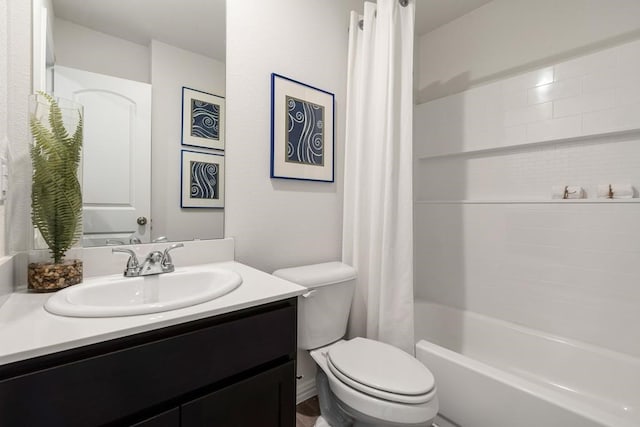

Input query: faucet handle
[112,248,140,276]
[161,243,184,271]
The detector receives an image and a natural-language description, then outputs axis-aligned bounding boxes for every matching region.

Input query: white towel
[552,185,584,199]
[597,184,635,199]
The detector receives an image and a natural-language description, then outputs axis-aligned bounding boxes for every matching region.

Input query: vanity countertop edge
[0,261,307,367]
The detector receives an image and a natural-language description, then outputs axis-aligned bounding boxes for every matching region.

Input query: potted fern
[28,92,84,292]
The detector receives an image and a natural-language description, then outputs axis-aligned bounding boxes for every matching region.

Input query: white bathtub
[414,300,640,427]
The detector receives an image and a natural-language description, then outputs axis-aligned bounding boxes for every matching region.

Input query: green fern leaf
[30,92,83,264]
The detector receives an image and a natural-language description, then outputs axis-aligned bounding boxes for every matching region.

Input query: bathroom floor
[296,396,321,427]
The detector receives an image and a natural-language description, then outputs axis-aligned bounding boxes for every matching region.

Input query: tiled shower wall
[415,39,640,158]
[414,40,640,358]
[414,202,640,357]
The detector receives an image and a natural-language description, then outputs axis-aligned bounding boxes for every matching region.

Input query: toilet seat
[327,337,435,404]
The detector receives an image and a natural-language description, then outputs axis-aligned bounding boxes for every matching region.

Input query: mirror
[35,0,226,247]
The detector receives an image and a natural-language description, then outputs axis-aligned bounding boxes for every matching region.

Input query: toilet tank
[273,262,356,350]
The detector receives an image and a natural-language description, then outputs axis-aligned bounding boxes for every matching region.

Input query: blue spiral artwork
[286,96,324,166]
[190,161,218,199]
[191,99,220,140]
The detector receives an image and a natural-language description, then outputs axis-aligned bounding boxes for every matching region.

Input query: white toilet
[273,262,438,427]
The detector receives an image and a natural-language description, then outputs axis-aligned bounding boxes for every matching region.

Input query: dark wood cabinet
[181,361,295,427]
[132,408,180,427]
[0,298,297,427]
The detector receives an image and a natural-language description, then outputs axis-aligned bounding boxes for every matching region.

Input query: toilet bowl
[312,339,438,426]
[273,262,438,427]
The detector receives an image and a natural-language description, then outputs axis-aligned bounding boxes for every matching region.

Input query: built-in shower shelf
[415,199,640,205]
[415,126,640,161]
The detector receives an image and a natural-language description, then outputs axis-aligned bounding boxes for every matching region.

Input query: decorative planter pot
[28,259,83,292]
[29,92,84,291]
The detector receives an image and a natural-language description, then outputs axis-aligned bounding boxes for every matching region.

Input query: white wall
[150,40,225,242]
[416,0,640,103]
[53,18,150,83]
[414,5,640,357]
[3,0,31,295]
[225,0,360,401]
[0,0,9,304]
[226,0,359,274]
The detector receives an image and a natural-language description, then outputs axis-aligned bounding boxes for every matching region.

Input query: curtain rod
[358,0,409,30]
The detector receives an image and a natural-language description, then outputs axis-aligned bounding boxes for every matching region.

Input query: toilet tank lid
[273,262,356,288]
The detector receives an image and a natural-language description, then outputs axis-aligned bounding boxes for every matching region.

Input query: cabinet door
[182,361,295,427]
[131,407,180,427]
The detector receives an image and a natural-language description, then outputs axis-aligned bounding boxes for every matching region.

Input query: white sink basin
[44,268,242,317]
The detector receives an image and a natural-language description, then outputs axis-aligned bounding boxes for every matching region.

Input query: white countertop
[0,261,307,366]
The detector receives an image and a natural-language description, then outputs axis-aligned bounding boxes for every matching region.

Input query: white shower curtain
[342,0,415,353]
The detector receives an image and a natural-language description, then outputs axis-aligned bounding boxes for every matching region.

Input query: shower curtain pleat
[343,0,415,354]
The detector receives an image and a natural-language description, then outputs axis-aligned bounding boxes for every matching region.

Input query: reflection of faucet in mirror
[112,243,184,277]
[106,239,125,246]
[106,236,142,245]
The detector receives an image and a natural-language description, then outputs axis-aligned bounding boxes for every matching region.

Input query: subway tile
[553,89,617,118]
[502,87,528,109]
[582,103,640,135]
[527,78,581,105]
[582,66,620,93]
[554,48,618,81]
[617,39,640,71]
[526,115,581,142]
[615,80,640,106]
[502,67,554,93]
[499,125,527,146]
[504,102,552,127]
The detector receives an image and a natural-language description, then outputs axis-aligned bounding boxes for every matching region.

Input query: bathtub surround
[343,0,415,354]
[414,37,640,358]
[416,0,640,103]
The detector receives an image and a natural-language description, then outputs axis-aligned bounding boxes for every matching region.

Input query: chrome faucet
[112,243,184,277]
[112,248,141,277]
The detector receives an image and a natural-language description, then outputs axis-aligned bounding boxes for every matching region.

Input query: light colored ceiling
[50,0,490,62]
[414,0,493,36]
[51,0,225,61]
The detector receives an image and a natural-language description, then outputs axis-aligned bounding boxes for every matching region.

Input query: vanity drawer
[0,299,297,426]
[181,361,295,427]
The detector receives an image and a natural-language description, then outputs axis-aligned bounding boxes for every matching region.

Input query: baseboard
[296,377,317,404]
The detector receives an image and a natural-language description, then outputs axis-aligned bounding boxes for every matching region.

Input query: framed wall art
[181,150,225,208]
[270,73,334,182]
[181,87,225,150]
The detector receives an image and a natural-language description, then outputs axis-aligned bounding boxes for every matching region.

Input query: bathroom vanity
[0,259,305,426]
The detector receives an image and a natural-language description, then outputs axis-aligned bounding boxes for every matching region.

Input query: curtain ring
[399,0,409,6]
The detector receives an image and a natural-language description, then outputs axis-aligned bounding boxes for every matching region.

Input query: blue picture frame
[181,87,225,150]
[180,150,225,208]
[270,73,335,182]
